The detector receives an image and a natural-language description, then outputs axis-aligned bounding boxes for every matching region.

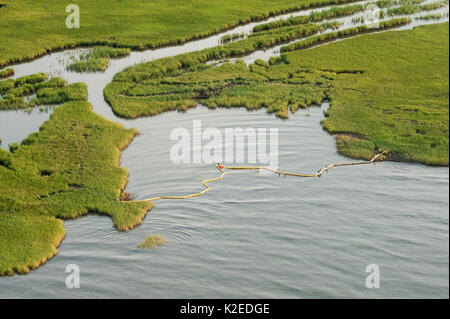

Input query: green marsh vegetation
[104,17,410,119]
[253,3,366,32]
[416,13,446,19]
[375,0,427,8]
[104,4,386,119]
[0,0,364,68]
[220,33,245,44]
[104,34,334,118]
[352,16,366,23]
[67,46,131,72]
[1,1,448,276]
[0,73,87,110]
[281,17,411,52]
[137,234,165,250]
[387,0,449,16]
[0,74,152,275]
[0,67,13,79]
[104,19,342,119]
[289,23,449,165]
[106,20,448,165]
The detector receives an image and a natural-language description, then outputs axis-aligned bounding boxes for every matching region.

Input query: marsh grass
[106,20,448,166]
[281,18,412,52]
[293,23,449,165]
[220,33,245,44]
[416,13,444,20]
[106,54,330,119]
[67,47,131,72]
[253,4,365,32]
[137,234,165,250]
[104,15,409,120]
[105,17,356,119]
[0,0,364,68]
[387,1,449,16]
[0,75,152,275]
[0,67,13,79]
[0,74,81,110]
[376,0,427,8]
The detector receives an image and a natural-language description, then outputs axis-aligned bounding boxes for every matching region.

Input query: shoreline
[0,224,66,276]
[0,96,153,277]
[0,2,448,276]
[0,0,364,69]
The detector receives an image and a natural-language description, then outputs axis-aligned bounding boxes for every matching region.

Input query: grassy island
[0,0,448,277]
[105,16,448,165]
[137,234,166,250]
[0,73,87,110]
[0,67,13,79]
[67,46,131,73]
[0,78,152,276]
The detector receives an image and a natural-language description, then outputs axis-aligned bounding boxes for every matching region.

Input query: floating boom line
[136,152,387,202]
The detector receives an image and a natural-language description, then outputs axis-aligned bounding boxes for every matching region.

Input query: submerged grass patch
[253,3,366,32]
[67,47,131,72]
[137,234,165,250]
[0,75,152,275]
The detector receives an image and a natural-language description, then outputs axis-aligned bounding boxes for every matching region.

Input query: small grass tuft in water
[137,234,165,250]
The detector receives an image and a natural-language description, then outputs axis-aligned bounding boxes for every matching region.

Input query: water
[1,103,448,298]
[0,107,54,150]
[0,2,448,298]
